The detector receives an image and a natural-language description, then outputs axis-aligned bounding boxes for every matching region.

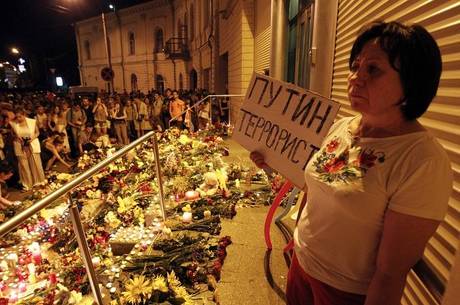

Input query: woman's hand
[249,151,268,169]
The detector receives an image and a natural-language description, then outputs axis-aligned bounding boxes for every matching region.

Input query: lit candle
[182,212,192,223]
[9,291,18,303]
[91,257,101,267]
[6,253,18,271]
[185,190,200,200]
[27,264,36,284]
[29,243,41,265]
[18,282,26,292]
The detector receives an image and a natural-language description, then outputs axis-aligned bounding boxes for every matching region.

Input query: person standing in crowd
[251,21,452,305]
[49,105,71,156]
[67,103,87,156]
[124,98,136,140]
[184,101,194,132]
[162,89,172,128]
[198,100,210,130]
[133,97,148,137]
[10,108,46,191]
[169,90,185,129]
[81,98,95,127]
[110,101,130,145]
[35,105,48,141]
[92,97,108,135]
[142,97,153,133]
[151,92,164,131]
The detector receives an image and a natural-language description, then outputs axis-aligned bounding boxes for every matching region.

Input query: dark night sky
[0,0,151,88]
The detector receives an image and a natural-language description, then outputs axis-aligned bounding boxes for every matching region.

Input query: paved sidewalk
[216,206,289,305]
[215,139,289,305]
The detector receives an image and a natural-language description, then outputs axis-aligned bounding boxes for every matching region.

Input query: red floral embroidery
[324,158,346,173]
[326,139,340,153]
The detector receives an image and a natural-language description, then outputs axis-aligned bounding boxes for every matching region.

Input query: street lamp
[109,4,115,10]
[11,47,19,54]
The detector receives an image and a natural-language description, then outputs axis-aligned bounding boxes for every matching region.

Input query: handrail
[168,94,244,125]
[0,130,160,237]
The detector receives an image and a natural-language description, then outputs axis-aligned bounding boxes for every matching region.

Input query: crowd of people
[0,88,230,202]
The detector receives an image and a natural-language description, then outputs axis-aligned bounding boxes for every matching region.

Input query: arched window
[155,28,164,53]
[155,75,165,94]
[179,73,184,90]
[84,40,91,60]
[190,4,194,40]
[131,73,138,92]
[184,13,188,40]
[128,32,135,55]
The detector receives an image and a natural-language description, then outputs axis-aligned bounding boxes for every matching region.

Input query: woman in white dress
[10,108,46,190]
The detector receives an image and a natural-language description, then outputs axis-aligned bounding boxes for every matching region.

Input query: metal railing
[0,130,166,305]
[169,94,244,127]
[164,37,189,59]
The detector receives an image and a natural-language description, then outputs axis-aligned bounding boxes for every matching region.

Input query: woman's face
[347,40,404,118]
[15,113,25,123]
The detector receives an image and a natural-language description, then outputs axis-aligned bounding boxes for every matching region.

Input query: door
[295,5,313,89]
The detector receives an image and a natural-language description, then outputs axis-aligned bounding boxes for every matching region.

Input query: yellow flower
[122,275,153,305]
[152,275,169,293]
[105,211,122,229]
[117,196,136,214]
[167,271,181,288]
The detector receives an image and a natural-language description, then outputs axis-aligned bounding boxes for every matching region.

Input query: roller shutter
[331,1,460,304]
[255,26,272,74]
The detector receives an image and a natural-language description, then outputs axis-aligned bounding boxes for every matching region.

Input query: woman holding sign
[251,21,452,305]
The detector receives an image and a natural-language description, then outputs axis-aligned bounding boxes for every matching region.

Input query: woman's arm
[0,196,13,209]
[365,210,440,305]
[92,104,99,113]
[45,142,71,168]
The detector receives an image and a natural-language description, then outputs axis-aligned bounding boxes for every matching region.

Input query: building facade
[76,1,459,303]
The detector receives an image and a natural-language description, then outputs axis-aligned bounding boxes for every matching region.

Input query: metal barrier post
[68,196,104,305]
[152,133,166,221]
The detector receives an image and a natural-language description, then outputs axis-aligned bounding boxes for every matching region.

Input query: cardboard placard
[233,73,341,189]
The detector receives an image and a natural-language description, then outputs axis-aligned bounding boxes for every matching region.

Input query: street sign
[101,67,114,81]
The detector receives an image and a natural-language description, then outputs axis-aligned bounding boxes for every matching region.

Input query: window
[190,4,195,40]
[155,74,164,94]
[131,74,138,92]
[203,0,210,28]
[128,32,135,55]
[84,40,91,60]
[155,28,164,53]
[184,13,188,40]
[179,73,184,90]
[178,19,182,39]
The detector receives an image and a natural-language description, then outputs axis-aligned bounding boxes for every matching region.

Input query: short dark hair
[350,21,442,120]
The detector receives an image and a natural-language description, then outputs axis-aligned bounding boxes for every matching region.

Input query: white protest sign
[232,73,341,189]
